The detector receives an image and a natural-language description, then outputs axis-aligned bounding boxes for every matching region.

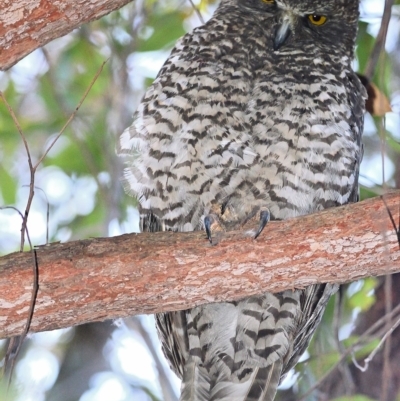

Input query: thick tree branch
[0,0,132,71]
[0,192,400,340]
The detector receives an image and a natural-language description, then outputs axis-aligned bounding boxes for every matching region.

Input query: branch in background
[364,0,395,80]
[0,192,400,340]
[0,0,131,71]
[127,317,178,401]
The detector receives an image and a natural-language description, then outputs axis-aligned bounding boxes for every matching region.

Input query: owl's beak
[273,17,291,50]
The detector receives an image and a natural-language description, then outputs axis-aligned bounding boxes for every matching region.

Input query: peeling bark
[0,0,132,71]
[0,192,400,340]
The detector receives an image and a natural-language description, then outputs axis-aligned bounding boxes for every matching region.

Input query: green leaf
[137,12,186,51]
[331,396,376,401]
[386,135,400,154]
[0,164,17,204]
[348,278,377,312]
[342,335,380,360]
[44,140,88,174]
[307,350,341,375]
[356,22,375,74]
[359,186,379,201]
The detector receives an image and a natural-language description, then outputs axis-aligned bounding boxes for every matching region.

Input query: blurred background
[0,0,399,400]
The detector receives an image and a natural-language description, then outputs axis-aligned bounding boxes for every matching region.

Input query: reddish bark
[0,192,399,340]
[0,0,132,71]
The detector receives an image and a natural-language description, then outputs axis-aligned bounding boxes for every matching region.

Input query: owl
[118,0,366,400]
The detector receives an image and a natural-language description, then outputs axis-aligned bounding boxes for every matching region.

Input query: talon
[254,209,270,239]
[204,215,214,244]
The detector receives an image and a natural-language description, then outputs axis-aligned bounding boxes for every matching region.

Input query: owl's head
[237,0,360,58]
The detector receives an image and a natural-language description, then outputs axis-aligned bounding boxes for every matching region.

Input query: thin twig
[377,90,392,400]
[126,317,178,401]
[0,94,33,171]
[0,206,36,388]
[6,249,39,387]
[0,206,32,249]
[381,193,400,248]
[381,275,392,401]
[187,0,205,25]
[364,0,394,80]
[0,92,34,251]
[298,303,400,400]
[35,59,109,167]
[22,186,50,245]
[333,288,355,394]
[41,49,110,206]
[351,314,400,373]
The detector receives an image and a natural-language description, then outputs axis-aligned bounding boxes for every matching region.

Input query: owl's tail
[179,359,282,401]
[180,356,210,401]
[245,363,282,401]
[208,361,282,401]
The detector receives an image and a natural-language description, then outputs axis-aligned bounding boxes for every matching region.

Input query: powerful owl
[118,0,366,399]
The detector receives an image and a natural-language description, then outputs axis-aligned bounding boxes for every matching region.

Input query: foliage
[332,396,376,401]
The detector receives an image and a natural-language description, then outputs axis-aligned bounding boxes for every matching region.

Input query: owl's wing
[281,71,366,377]
[282,283,338,378]
[155,311,187,379]
[346,71,367,203]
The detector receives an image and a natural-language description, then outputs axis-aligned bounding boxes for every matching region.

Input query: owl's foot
[204,214,224,244]
[204,207,270,244]
[254,207,270,239]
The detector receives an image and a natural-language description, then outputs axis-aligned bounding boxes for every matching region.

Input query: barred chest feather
[244,64,362,221]
[120,60,362,229]
[119,5,364,232]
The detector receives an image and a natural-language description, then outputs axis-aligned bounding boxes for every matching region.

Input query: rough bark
[0,192,400,340]
[0,0,133,71]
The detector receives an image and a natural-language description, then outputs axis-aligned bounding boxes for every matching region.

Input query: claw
[204,215,214,244]
[204,214,224,245]
[254,209,270,239]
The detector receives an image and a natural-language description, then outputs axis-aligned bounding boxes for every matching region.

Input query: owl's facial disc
[273,14,291,50]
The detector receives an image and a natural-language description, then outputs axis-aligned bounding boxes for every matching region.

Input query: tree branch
[0,0,132,71]
[0,192,400,340]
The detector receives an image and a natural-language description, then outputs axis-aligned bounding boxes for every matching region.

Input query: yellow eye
[261,0,275,3]
[308,14,327,26]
